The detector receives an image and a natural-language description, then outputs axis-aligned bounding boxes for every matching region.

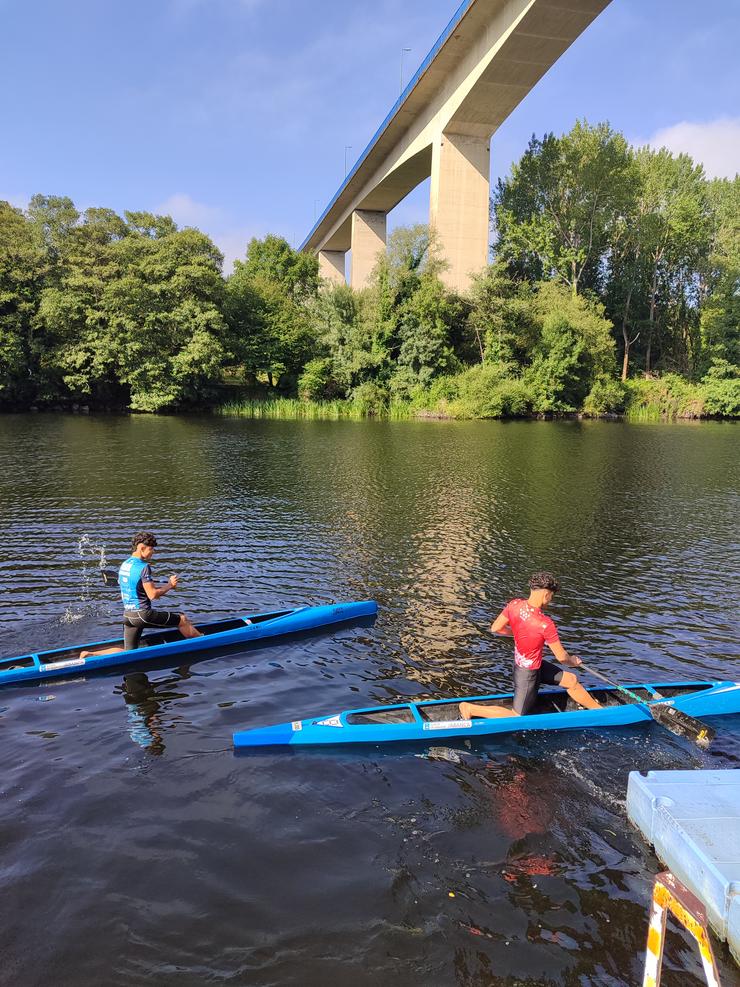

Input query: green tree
[699,177,739,370]
[239,234,319,302]
[102,224,229,410]
[392,274,462,394]
[634,149,709,374]
[36,207,130,403]
[361,225,444,384]
[468,262,538,366]
[494,121,636,296]
[524,282,617,411]
[226,236,319,386]
[0,202,46,404]
[27,194,80,264]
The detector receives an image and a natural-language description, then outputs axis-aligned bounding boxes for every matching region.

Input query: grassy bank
[216,379,739,423]
[624,368,739,421]
[216,397,417,421]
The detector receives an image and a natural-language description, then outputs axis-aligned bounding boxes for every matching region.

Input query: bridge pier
[350,209,387,290]
[430,132,490,294]
[319,250,346,287]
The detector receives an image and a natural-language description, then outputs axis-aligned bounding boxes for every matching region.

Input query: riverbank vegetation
[1,122,737,418]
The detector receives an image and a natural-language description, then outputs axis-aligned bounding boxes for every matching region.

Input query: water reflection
[115,671,189,755]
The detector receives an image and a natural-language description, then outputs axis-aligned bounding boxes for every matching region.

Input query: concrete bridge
[301,0,612,293]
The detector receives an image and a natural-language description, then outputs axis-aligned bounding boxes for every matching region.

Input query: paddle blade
[101,569,119,586]
[649,703,715,749]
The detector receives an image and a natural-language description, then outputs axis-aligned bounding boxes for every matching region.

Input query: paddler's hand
[566,654,582,667]
[167,574,179,591]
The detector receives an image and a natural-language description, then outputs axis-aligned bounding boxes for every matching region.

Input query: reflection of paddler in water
[484,759,561,882]
[80,531,202,659]
[120,672,165,754]
[118,671,187,754]
[460,572,602,721]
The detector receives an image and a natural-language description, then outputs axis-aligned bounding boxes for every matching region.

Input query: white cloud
[155,193,224,228]
[3,193,29,210]
[641,117,740,179]
[213,226,265,274]
[154,192,265,274]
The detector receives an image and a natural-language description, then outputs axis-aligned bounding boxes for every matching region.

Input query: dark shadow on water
[116,671,189,755]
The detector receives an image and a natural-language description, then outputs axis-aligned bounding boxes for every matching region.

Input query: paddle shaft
[101,569,184,586]
[580,662,714,748]
[581,663,662,702]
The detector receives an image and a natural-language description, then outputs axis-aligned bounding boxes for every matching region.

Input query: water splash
[77,534,109,603]
[57,535,112,625]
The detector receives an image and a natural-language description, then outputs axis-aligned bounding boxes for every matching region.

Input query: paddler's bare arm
[548,639,582,667]
[144,575,178,602]
[490,611,514,636]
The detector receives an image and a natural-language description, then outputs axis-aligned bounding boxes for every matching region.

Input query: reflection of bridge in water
[302,0,612,293]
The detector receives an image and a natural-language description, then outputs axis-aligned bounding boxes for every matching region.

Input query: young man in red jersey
[460,572,601,720]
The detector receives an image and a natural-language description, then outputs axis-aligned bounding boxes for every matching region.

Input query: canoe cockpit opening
[419,699,503,720]
[0,655,36,672]
[243,609,294,625]
[346,706,416,725]
[199,619,249,636]
[192,610,294,637]
[654,684,713,698]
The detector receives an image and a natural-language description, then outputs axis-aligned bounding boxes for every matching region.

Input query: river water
[0,414,738,987]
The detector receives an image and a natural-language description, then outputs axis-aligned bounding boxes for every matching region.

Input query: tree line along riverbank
[1,121,737,420]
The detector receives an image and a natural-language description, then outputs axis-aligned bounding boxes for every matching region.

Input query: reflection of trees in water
[116,670,189,755]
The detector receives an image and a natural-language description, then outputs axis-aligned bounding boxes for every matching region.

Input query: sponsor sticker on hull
[423,720,472,731]
[40,658,86,672]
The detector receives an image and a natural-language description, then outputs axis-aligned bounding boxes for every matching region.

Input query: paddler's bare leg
[179,614,202,639]
[460,702,519,720]
[81,614,201,657]
[560,671,601,710]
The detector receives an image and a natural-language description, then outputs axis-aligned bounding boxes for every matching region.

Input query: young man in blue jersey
[80,532,201,656]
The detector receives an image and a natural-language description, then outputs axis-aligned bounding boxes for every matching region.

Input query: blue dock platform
[627,769,740,965]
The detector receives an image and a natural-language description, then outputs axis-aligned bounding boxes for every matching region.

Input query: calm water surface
[0,414,738,987]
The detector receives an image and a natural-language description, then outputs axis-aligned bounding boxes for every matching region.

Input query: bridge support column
[430,132,490,293]
[319,250,346,287]
[350,210,386,290]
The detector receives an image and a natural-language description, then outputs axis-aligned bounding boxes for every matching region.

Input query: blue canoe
[233,679,740,749]
[0,600,378,688]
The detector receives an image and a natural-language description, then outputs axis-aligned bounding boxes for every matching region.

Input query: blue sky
[1,0,738,271]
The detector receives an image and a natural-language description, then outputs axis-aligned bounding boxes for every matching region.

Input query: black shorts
[513,659,565,715]
[123,608,182,651]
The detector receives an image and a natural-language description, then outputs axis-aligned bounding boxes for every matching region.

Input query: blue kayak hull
[0,600,378,688]
[233,680,740,749]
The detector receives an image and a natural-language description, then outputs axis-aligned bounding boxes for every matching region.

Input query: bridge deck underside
[309,0,612,284]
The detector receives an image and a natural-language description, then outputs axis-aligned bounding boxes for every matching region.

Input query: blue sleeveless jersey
[119,556,153,609]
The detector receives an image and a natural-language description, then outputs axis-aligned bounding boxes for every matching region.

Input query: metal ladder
[643,872,723,987]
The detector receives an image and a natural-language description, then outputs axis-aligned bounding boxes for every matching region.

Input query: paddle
[581,662,715,749]
[100,568,183,586]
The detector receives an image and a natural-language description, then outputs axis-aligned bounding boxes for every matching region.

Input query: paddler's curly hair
[528,571,560,593]
[131,531,158,551]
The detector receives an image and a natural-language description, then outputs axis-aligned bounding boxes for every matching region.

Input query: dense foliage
[0,122,737,416]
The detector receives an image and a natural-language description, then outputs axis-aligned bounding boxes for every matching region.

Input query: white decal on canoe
[291,721,303,731]
[423,720,472,731]
[317,715,343,728]
[40,658,86,672]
